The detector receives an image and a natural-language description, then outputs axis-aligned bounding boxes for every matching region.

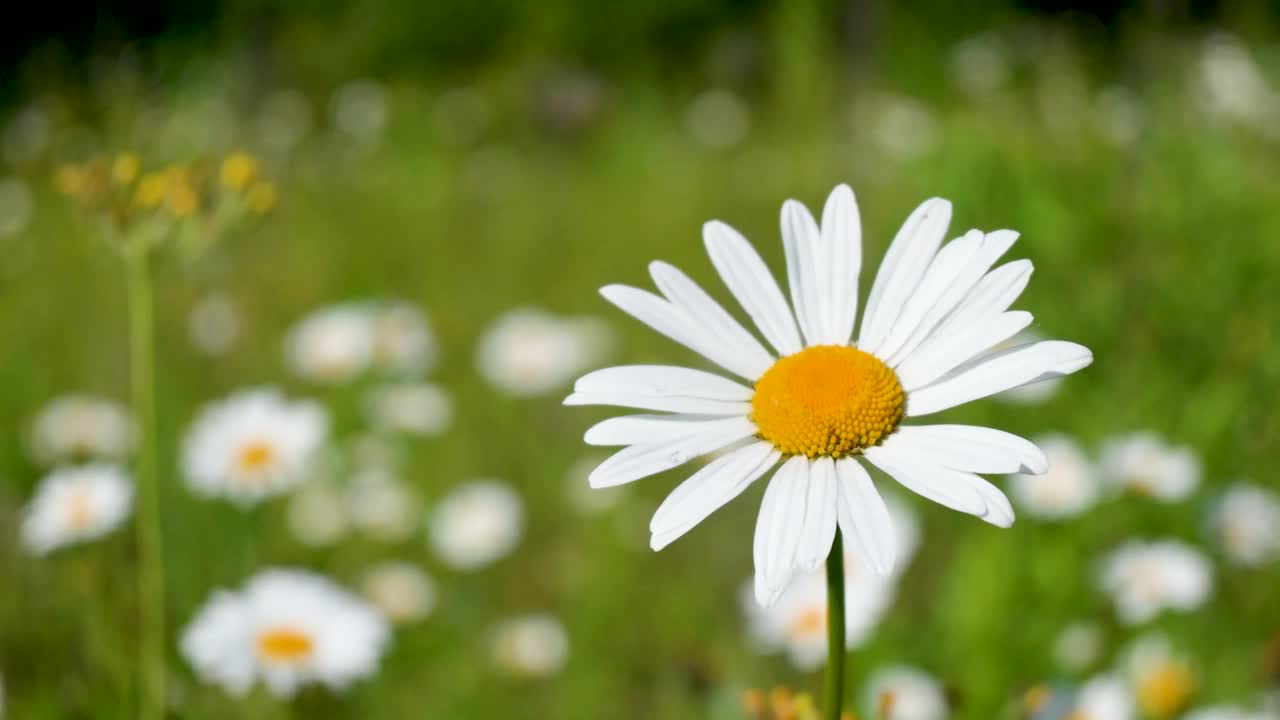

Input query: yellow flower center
[751,345,905,458]
[66,487,94,531]
[1138,662,1195,718]
[256,627,314,663]
[786,606,826,640]
[237,441,276,475]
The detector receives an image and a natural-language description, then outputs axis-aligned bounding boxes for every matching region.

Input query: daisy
[180,569,390,698]
[566,184,1091,605]
[364,382,452,436]
[1210,482,1280,567]
[1100,432,1200,502]
[428,481,524,570]
[361,562,436,624]
[370,302,437,376]
[478,309,611,396]
[491,614,570,678]
[864,666,948,720]
[743,496,919,669]
[1008,434,1099,519]
[1099,540,1212,624]
[29,394,133,465]
[21,464,133,555]
[1072,675,1136,720]
[1054,620,1105,673]
[286,481,351,547]
[347,468,420,543]
[182,388,328,505]
[1124,634,1197,719]
[286,305,377,384]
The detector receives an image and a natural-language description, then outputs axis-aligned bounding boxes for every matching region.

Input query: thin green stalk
[126,240,166,719]
[823,528,846,720]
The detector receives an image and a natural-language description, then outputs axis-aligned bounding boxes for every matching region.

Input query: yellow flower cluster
[742,687,858,720]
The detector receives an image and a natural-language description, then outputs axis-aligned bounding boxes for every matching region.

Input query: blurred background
[1,0,1279,718]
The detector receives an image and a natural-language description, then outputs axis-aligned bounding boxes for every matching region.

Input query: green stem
[823,528,846,720]
[126,240,166,719]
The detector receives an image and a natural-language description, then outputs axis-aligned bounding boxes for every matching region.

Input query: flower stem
[823,528,846,720]
[126,240,166,719]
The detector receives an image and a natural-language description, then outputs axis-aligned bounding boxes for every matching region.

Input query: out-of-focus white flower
[348,432,405,472]
[362,562,436,624]
[1196,33,1279,134]
[0,177,33,237]
[1211,482,1280,567]
[743,498,920,670]
[286,481,350,547]
[365,382,451,437]
[347,468,420,543]
[685,88,751,149]
[1009,434,1098,519]
[286,305,377,384]
[873,97,938,160]
[21,464,133,555]
[1100,540,1212,624]
[180,569,390,698]
[182,388,328,505]
[1054,621,1104,673]
[492,614,569,677]
[1124,634,1198,719]
[188,293,241,357]
[1073,674,1135,720]
[949,34,1011,97]
[1095,86,1145,148]
[429,481,523,570]
[477,309,610,396]
[864,666,948,720]
[331,79,390,144]
[1100,433,1200,502]
[29,394,133,465]
[256,89,313,157]
[1183,706,1276,720]
[371,303,436,376]
[564,454,626,514]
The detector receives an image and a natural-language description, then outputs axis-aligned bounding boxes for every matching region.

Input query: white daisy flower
[1211,482,1280,567]
[1054,620,1104,672]
[1073,674,1136,720]
[365,382,452,436]
[286,481,351,547]
[994,329,1064,405]
[21,464,133,555]
[743,497,919,670]
[370,302,437,376]
[566,184,1092,606]
[362,562,436,624]
[180,569,390,698]
[428,481,524,570]
[1124,634,1197,719]
[286,305,377,384]
[1099,540,1212,625]
[1009,434,1098,519]
[29,394,133,465]
[478,309,611,396]
[864,665,948,720]
[1100,432,1200,502]
[491,614,569,678]
[347,468,420,543]
[182,388,328,505]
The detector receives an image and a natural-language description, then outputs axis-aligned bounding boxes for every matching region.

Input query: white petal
[896,311,1034,390]
[585,413,750,446]
[795,456,839,572]
[587,415,757,487]
[753,456,808,606]
[858,198,951,351]
[891,424,1048,475]
[818,184,861,345]
[780,199,826,346]
[906,341,1093,417]
[703,221,804,356]
[835,458,896,576]
[599,284,757,380]
[930,259,1033,339]
[650,441,780,550]
[574,365,753,401]
[564,392,749,415]
[871,230,983,359]
[649,262,774,379]
[863,441,986,516]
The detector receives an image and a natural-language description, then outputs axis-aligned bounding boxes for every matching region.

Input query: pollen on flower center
[237,441,276,474]
[787,606,826,639]
[751,345,905,458]
[257,627,314,663]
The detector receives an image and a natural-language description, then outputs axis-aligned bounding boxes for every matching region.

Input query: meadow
[1,5,1279,719]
